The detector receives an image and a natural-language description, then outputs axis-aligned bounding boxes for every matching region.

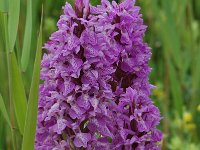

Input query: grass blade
[162,0,182,69]
[22,8,43,150]
[21,0,32,72]
[0,0,9,12]
[0,12,6,50]
[1,10,17,150]
[169,61,183,117]
[8,0,20,51]
[11,52,27,135]
[0,94,16,150]
[0,94,11,128]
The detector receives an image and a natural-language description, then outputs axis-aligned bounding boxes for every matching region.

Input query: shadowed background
[0,0,200,149]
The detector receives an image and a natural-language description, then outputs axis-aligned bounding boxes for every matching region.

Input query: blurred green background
[0,0,200,149]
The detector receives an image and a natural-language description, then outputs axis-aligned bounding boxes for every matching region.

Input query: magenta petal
[74,133,91,148]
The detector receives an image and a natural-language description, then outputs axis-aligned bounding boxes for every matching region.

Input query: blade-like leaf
[0,0,9,12]
[8,0,20,51]
[162,1,182,69]
[169,61,183,117]
[0,94,11,128]
[22,8,43,150]
[11,52,27,135]
[1,10,18,150]
[21,0,32,72]
[191,45,200,110]
[0,12,5,50]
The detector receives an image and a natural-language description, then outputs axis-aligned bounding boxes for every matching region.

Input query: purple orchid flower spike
[35,0,163,149]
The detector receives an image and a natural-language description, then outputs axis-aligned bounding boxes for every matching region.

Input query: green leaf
[0,94,11,128]
[90,0,100,5]
[0,0,9,12]
[192,40,200,91]
[0,12,6,52]
[10,52,27,135]
[162,3,182,69]
[8,0,20,51]
[169,61,183,117]
[21,0,32,72]
[191,45,200,110]
[22,8,43,150]
[1,11,17,150]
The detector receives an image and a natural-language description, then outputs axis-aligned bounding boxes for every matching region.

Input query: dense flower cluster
[35,0,162,149]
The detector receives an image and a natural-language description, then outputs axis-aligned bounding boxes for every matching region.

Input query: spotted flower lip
[35,0,162,149]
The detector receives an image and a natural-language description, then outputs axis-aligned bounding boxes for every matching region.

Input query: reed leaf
[0,94,11,128]
[162,0,182,69]
[21,0,32,72]
[8,0,20,52]
[22,8,43,150]
[10,52,27,135]
[0,0,9,12]
[169,61,183,117]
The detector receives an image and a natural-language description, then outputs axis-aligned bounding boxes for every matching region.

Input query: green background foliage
[0,0,200,149]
